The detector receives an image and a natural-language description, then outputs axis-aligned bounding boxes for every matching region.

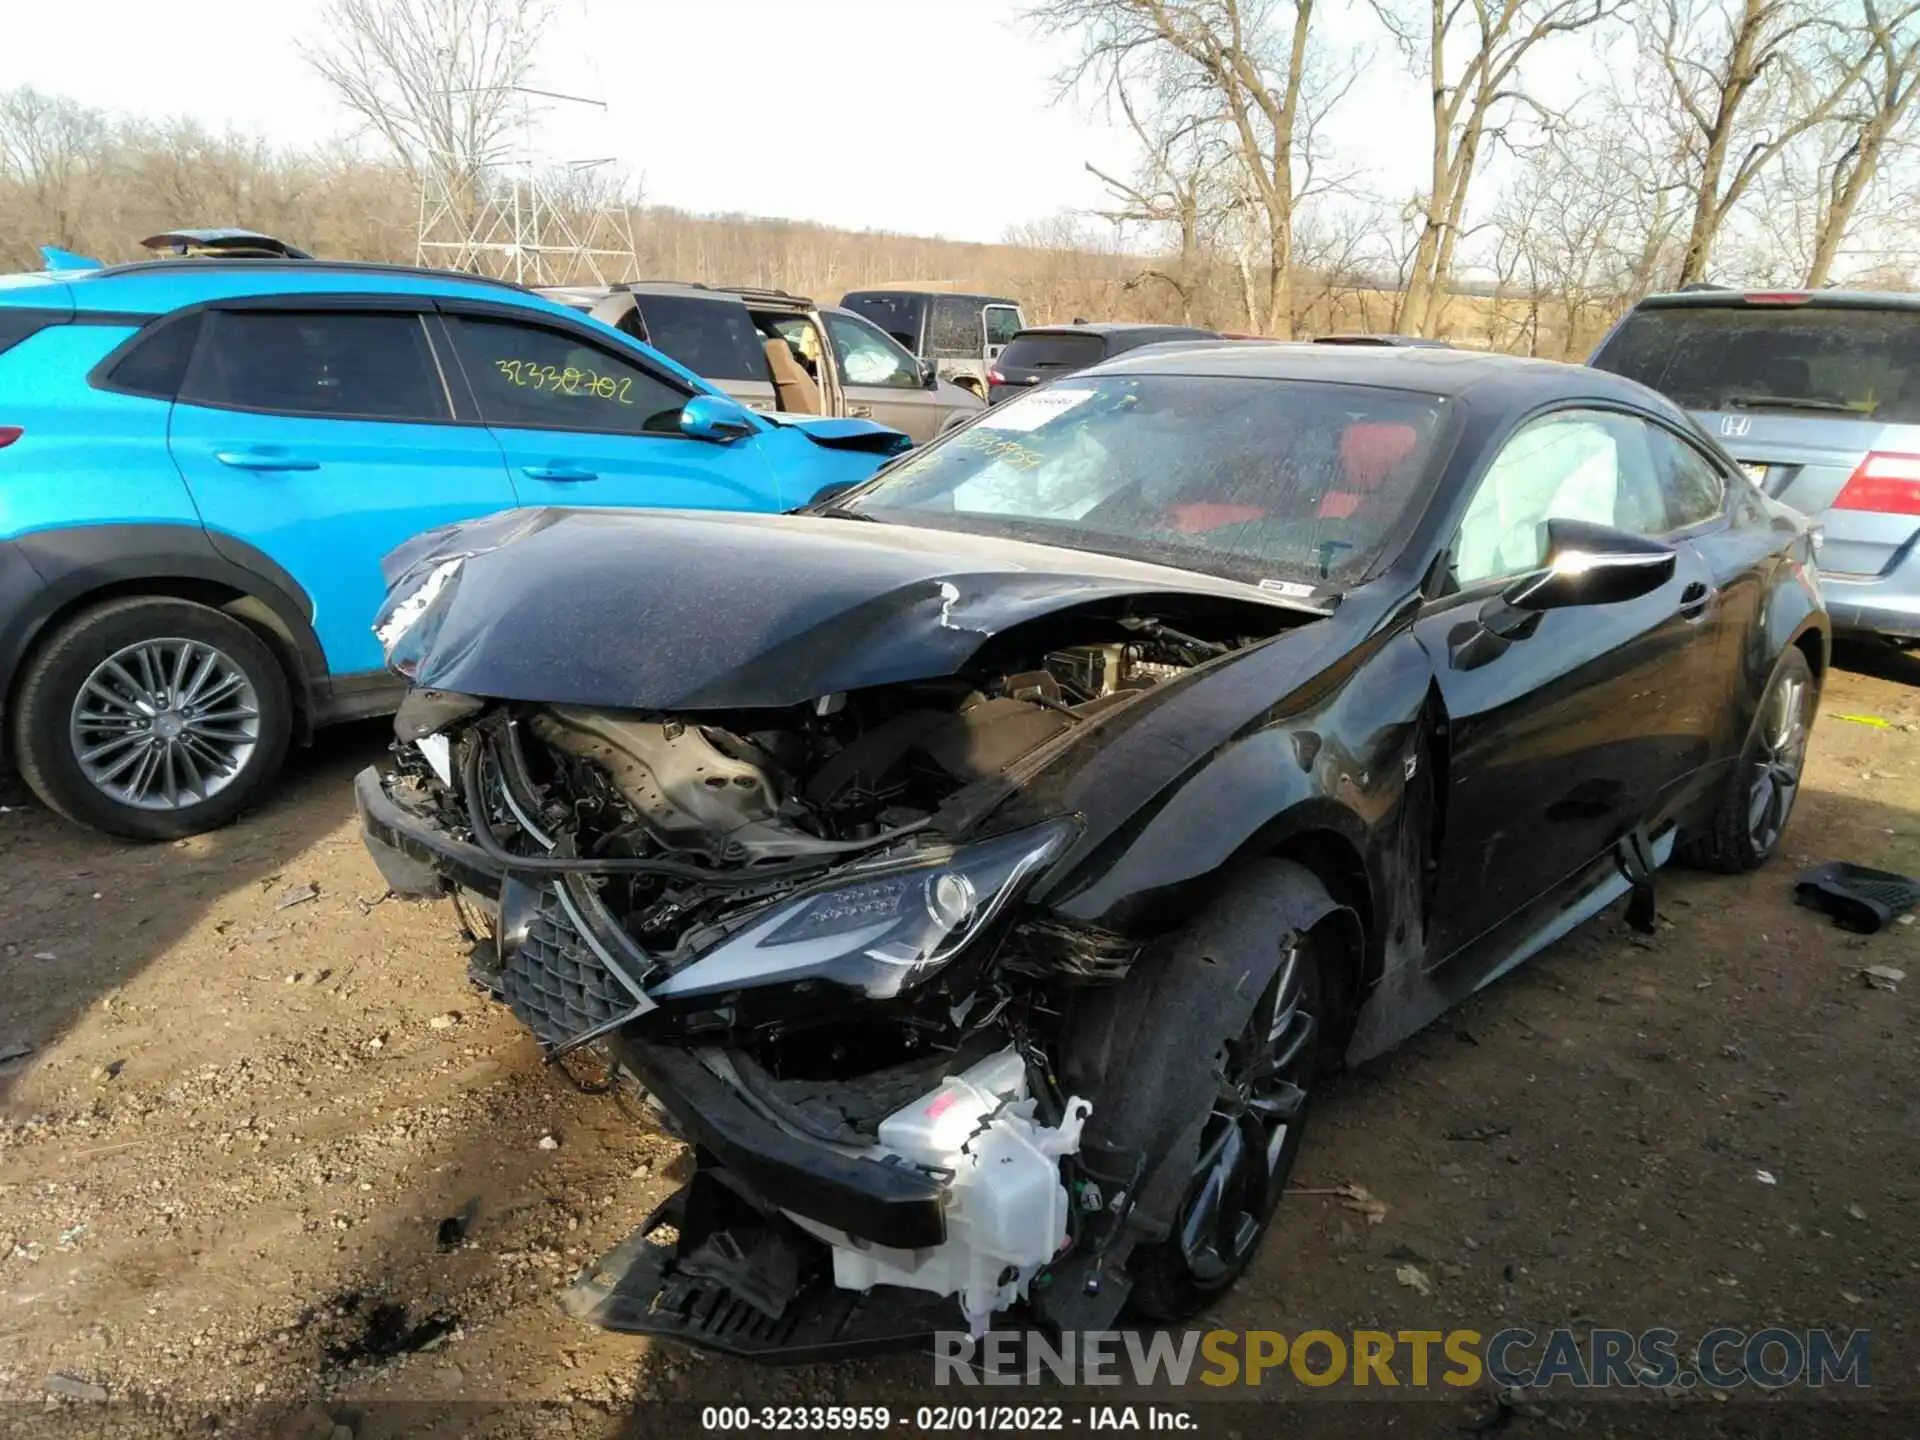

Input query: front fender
[1036,626,1434,945]
[755,426,903,506]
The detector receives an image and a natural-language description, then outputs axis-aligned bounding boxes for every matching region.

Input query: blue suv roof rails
[86,257,540,296]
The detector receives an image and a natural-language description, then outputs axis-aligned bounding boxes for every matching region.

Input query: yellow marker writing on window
[493,359,633,404]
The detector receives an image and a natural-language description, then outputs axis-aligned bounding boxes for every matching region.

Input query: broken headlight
[374,556,465,675]
[650,820,1076,1002]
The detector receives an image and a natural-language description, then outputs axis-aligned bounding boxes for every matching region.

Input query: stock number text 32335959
[493,359,635,403]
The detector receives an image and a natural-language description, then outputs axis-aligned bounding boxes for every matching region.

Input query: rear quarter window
[1594,303,1920,423]
[103,312,205,399]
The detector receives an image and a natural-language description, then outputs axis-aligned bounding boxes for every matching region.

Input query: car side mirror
[680,393,758,444]
[1500,519,1677,613]
[918,357,940,390]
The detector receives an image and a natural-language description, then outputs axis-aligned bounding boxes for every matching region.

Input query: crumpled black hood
[378,507,1313,711]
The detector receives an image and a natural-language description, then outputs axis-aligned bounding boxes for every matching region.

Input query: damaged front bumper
[356,763,1105,1361]
[559,1036,1091,1361]
[357,763,504,903]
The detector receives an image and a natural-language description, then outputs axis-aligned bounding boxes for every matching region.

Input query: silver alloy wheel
[67,637,261,811]
[1747,668,1811,855]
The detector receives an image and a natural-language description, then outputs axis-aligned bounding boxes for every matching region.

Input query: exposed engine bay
[364,607,1278,1348]
[395,613,1250,973]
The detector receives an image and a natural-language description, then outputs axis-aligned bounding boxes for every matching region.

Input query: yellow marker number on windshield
[954,429,1044,470]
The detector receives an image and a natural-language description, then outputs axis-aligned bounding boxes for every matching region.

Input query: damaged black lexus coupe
[358,344,1826,1359]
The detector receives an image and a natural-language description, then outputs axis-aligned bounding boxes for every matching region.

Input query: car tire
[11,597,293,841]
[1678,647,1817,874]
[1123,919,1336,1322]
[1059,861,1353,1325]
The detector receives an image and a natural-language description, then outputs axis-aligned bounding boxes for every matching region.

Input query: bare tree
[1033,0,1323,336]
[303,0,549,223]
[0,87,106,251]
[1086,83,1230,318]
[1653,0,1885,285]
[1373,0,1619,338]
[1804,1,1920,284]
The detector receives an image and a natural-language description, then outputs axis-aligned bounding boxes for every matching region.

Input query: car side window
[627,294,770,383]
[1452,410,1668,587]
[180,310,449,421]
[825,311,919,389]
[1642,424,1728,530]
[984,305,1022,348]
[447,315,690,434]
[928,296,980,358]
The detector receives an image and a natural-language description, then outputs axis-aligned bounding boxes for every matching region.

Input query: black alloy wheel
[1128,921,1332,1320]
[1680,647,1817,873]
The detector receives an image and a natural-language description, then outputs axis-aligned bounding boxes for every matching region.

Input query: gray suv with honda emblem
[1592,287,1920,647]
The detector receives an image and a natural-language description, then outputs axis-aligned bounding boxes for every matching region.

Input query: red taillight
[0,426,21,449]
[988,369,1004,384]
[1834,451,1920,515]
[1742,292,1810,305]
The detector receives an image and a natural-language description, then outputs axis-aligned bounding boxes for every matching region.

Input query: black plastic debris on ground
[321,1293,460,1366]
[436,1197,479,1252]
[1794,861,1920,934]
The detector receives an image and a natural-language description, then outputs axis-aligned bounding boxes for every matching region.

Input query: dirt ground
[2,646,1918,1439]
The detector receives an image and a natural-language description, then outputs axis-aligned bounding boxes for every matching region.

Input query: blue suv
[0,256,910,840]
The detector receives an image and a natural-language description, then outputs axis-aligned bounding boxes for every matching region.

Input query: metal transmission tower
[414,28,635,285]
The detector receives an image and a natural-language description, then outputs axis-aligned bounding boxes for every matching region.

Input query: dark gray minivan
[838,290,1025,399]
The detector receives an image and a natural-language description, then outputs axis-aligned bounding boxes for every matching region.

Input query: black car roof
[1095,340,1683,415]
[1013,322,1216,340]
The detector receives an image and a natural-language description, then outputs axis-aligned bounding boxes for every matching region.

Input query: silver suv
[1591,288,1920,646]
[540,283,983,444]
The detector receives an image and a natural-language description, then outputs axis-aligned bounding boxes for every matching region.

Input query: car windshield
[836,374,1450,586]
[1592,303,1920,422]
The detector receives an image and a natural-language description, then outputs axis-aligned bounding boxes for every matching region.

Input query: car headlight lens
[650,820,1076,1002]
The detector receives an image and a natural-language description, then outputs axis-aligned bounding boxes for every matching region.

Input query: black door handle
[1679,580,1712,619]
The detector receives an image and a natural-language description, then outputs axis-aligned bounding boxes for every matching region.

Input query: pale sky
[1,0,1591,245]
